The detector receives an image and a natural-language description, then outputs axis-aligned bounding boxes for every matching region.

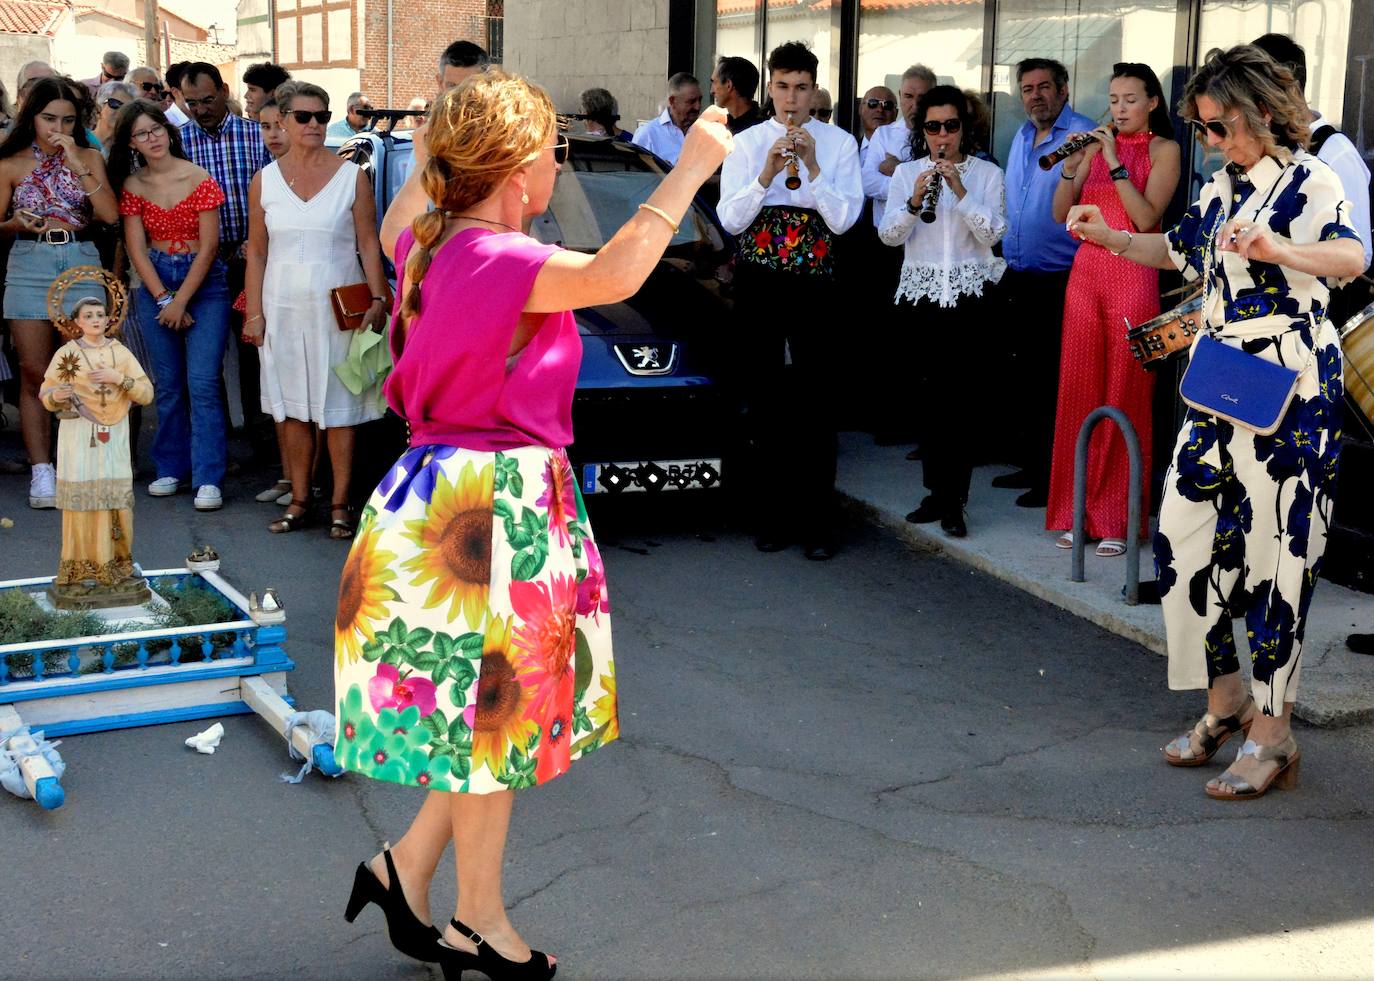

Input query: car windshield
[532,167,720,254]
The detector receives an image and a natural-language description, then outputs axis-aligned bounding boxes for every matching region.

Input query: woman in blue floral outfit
[1066,45,1365,799]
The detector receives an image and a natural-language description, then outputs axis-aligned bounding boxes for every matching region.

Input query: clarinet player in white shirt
[718,40,863,560]
[879,85,1007,538]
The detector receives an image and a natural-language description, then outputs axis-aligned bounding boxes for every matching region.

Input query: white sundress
[259,159,381,429]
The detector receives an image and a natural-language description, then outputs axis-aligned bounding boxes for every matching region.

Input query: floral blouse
[1165,150,1361,329]
[878,154,1007,308]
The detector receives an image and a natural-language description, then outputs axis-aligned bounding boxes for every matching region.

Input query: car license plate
[581,459,721,494]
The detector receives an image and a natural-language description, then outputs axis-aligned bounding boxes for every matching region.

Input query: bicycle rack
[1070,406,1143,605]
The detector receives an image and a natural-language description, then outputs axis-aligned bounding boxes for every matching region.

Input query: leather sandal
[1163,696,1255,767]
[1095,538,1127,557]
[269,499,311,534]
[329,504,358,540]
[1205,735,1300,800]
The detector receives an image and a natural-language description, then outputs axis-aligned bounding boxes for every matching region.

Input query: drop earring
[521,191,530,204]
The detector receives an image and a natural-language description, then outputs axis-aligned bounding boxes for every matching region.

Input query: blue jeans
[135,250,230,488]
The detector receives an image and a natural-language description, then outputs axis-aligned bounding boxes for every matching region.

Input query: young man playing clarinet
[718,41,863,560]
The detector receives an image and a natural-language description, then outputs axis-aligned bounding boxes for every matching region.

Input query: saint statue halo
[47,266,129,340]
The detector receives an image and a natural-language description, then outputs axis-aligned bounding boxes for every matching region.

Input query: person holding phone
[0,75,117,509]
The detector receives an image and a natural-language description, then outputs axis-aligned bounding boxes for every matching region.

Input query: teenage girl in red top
[108,99,231,512]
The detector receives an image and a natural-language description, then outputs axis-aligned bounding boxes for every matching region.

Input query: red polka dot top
[119,177,225,244]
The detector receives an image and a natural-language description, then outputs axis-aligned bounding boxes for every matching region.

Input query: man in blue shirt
[997,58,1095,507]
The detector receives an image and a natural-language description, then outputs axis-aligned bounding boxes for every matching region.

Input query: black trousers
[999,267,1071,491]
[732,262,839,541]
[901,291,993,509]
[223,252,271,451]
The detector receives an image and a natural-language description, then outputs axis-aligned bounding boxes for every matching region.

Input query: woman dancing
[334,70,732,975]
[1067,45,1364,799]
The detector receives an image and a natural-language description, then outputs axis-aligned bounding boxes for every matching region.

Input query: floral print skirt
[334,444,617,793]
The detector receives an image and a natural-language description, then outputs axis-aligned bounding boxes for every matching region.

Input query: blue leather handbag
[1179,334,1300,435]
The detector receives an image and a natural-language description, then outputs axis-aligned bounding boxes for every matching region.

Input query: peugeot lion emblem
[631,345,661,370]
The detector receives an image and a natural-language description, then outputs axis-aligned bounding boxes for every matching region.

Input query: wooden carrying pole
[144,0,161,73]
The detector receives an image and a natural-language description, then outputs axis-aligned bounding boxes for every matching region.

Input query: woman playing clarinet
[1067,45,1364,800]
[1047,63,1179,557]
[879,86,1006,537]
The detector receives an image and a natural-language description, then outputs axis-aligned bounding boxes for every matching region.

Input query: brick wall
[360,0,489,110]
[503,0,670,128]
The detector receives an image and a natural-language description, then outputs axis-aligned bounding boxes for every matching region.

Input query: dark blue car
[332,126,733,496]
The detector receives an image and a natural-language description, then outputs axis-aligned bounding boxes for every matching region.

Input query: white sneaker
[194,485,223,511]
[148,476,182,496]
[29,463,56,509]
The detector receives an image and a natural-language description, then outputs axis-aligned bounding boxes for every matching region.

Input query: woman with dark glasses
[1068,44,1364,800]
[1046,62,1179,559]
[93,80,137,155]
[880,85,1006,538]
[243,80,390,539]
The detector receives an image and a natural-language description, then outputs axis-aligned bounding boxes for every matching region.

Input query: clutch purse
[330,282,375,331]
[1179,334,1300,435]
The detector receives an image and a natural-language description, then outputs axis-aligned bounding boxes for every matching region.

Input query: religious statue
[39,269,154,609]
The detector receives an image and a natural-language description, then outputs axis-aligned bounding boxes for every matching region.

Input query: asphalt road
[2,440,1373,980]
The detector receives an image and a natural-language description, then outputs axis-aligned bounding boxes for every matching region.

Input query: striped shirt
[179,112,272,246]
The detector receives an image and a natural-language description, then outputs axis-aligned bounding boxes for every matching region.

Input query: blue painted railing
[0,570,274,689]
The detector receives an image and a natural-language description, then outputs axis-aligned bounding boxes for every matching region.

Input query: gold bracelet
[637,203,679,234]
[1109,230,1133,257]
[244,314,264,326]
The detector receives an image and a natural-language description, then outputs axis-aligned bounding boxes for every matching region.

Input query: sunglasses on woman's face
[104,98,125,111]
[549,139,570,165]
[140,81,161,92]
[864,98,897,111]
[291,110,333,125]
[922,118,962,135]
[1191,113,1240,140]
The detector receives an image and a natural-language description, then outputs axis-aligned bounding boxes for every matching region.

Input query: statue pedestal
[47,577,152,612]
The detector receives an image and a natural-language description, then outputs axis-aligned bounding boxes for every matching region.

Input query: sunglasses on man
[922,118,962,134]
[290,110,333,125]
[863,98,897,112]
[810,107,832,121]
[1190,113,1240,140]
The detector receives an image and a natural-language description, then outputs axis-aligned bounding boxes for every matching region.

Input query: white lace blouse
[878,154,1007,308]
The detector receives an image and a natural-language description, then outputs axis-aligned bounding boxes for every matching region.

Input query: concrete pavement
[836,431,1374,728]
[2,423,1374,979]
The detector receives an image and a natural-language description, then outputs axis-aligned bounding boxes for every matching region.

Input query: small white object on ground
[185,722,225,755]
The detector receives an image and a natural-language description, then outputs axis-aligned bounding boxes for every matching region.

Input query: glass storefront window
[1198,0,1351,124]
[716,0,761,66]
[989,0,1178,165]
[764,0,835,87]
[857,0,986,100]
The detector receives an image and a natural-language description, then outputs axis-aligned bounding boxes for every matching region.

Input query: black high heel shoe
[343,848,442,961]
[444,917,556,980]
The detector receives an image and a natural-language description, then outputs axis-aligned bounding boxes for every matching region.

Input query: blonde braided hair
[401,69,557,322]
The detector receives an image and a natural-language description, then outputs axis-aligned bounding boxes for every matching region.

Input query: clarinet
[918,146,945,224]
[783,112,803,190]
[1038,125,1117,171]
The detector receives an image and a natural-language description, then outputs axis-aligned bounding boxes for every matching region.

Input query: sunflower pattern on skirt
[334,444,617,793]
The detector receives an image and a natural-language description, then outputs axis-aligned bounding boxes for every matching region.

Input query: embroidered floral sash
[738,206,835,277]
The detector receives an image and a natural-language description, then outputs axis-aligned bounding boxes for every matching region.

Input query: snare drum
[1125,295,1203,370]
[1339,301,1374,431]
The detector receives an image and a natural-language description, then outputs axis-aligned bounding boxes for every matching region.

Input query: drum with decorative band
[1339,301,1374,432]
[1124,294,1203,370]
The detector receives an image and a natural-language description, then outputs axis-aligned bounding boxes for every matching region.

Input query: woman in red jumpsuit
[1046,63,1181,556]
